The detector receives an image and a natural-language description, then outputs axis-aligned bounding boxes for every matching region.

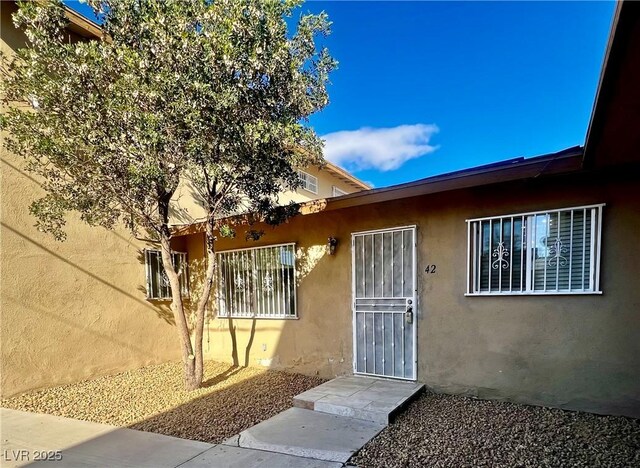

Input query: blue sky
[65,1,615,188]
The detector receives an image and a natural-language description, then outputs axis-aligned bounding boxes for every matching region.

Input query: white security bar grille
[297,170,318,194]
[466,204,604,295]
[352,227,416,380]
[216,243,297,318]
[145,250,189,300]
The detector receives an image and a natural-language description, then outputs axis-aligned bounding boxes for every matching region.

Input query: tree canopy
[2,0,335,240]
[1,0,335,389]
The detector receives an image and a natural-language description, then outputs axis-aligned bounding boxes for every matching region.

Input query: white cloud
[322,124,439,172]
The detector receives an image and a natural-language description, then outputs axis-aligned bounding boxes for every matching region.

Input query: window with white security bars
[216,243,297,318]
[466,204,604,295]
[145,249,189,300]
[297,170,318,194]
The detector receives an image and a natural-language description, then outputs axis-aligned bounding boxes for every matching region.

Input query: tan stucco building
[2,0,639,421]
[169,1,640,418]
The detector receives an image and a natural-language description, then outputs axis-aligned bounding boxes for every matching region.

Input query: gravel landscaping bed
[352,392,640,468]
[1,361,324,443]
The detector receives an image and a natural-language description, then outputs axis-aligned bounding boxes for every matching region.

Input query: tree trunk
[193,217,217,384]
[160,209,217,391]
[159,223,199,390]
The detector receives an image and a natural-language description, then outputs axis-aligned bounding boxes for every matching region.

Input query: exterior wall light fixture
[328,237,338,255]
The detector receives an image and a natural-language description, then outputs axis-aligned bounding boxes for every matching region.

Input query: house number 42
[424,265,437,274]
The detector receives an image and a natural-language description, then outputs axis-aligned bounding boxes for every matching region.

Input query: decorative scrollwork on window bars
[160,269,169,287]
[491,241,510,270]
[544,237,568,267]
[262,272,274,294]
[234,273,245,290]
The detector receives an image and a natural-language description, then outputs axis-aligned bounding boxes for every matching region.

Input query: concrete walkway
[224,375,425,464]
[223,408,384,463]
[1,376,423,467]
[0,409,338,467]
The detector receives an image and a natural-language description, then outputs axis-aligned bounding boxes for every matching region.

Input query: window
[216,243,297,318]
[297,170,318,194]
[466,204,604,295]
[332,186,348,197]
[145,249,189,300]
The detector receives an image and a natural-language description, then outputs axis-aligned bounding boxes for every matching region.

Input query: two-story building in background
[0,0,369,398]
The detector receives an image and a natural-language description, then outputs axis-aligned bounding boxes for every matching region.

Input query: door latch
[405,299,413,324]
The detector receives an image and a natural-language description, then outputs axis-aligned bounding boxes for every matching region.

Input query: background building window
[332,186,348,197]
[297,170,318,194]
[217,243,297,318]
[145,250,189,300]
[467,204,604,295]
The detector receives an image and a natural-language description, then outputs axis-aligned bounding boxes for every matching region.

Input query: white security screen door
[352,226,417,380]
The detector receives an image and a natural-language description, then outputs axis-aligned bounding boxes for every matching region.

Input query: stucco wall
[0,147,183,397]
[1,6,181,397]
[181,169,640,418]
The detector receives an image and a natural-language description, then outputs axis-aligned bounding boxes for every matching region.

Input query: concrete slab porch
[293,375,425,424]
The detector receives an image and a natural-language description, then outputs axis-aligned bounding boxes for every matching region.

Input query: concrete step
[293,375,425,424]
[223,407,384,463]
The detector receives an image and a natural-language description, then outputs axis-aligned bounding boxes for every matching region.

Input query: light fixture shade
[328,237,338,255]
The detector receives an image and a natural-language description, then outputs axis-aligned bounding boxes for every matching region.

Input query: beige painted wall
[180,168,640,417]
[0,150,182,397]
[1,4,181,398]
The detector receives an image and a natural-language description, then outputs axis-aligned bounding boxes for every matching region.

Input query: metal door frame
[351,225,418,381]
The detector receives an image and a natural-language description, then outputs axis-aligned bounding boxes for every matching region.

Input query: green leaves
[2,0,334,240]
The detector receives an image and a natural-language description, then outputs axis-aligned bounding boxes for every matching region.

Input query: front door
[352,226,417,380]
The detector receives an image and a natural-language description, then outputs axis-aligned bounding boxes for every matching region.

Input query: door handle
[405,306,413,324]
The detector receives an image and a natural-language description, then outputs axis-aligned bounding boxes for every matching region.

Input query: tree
[1,0,335,390]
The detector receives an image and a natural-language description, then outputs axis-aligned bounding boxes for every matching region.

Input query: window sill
[465,291,603,297]
[217,315,299,320]
[146,296,190,302]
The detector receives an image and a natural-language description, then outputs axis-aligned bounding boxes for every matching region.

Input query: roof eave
[583,0,625,167]
[323,161,371,191]
[63,6,103,39]
[172,147,584,237]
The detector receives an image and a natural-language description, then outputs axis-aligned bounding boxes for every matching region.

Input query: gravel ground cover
[1,361,324,443]
[352,392,640,468]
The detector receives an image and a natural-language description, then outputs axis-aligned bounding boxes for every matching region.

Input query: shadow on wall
[182,226,351,378]
[2,294,160,359]
[1,158,163,263]
[2,223,174,325]
[168,176,208,226]
[1,158,173,323]
[226,316,257,368]
[217,245,326,368]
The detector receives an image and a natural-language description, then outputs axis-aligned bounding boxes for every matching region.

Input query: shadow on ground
[127,365,324,444]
